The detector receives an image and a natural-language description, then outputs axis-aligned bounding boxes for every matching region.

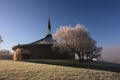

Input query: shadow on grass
[22,59,120,73]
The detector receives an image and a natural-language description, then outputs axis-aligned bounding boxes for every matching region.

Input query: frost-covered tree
[0,35,3,43]
[0,49,11,55]
[0,35,3,49]
[53,24,102,61]
[0,49,12,60]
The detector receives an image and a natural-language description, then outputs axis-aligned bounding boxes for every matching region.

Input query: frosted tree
[53,24,102,61]
[0,49,12,60]
[0,49,11,55]
[0,35,3,49]
[0,35,3,43]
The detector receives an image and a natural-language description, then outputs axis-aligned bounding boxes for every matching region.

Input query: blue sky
[0,0,120,51]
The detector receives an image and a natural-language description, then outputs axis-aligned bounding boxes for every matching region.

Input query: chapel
[12,18,73,60]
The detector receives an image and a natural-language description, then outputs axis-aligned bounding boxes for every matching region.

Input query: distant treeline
[0,54,13,60]
[0,50,13,60]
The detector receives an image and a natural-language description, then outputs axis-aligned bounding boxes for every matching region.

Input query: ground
[0,60,120,80]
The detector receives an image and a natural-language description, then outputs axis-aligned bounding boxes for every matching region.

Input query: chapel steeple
[47,17,51,35]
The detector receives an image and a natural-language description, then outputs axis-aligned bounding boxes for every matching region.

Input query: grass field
[0,60,120,80]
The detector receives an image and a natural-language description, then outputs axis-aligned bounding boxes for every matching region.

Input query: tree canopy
[53,24,102,61]
[0,35,3,43]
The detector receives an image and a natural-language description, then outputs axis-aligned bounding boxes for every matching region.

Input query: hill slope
[0,60,120,80]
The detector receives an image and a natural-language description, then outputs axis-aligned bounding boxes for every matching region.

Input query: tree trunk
[77,53,81,62]
[81,53,84,61]
[89,53,93,61]
[86,52,89,61]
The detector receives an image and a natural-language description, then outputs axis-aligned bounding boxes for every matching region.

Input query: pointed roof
[47,17,51,35]
[48,18,51,31]
[31,18,56,44]
[12,18,57,50]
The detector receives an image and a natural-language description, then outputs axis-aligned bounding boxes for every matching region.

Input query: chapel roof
[30,18,56,44]
[12,18,56,50]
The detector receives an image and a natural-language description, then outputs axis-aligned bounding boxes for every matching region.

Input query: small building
[12,19,73,60]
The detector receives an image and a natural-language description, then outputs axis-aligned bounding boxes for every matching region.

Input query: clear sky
[0,0,120,52]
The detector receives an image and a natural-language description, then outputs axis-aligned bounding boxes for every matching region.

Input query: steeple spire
[47,17,51,35]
